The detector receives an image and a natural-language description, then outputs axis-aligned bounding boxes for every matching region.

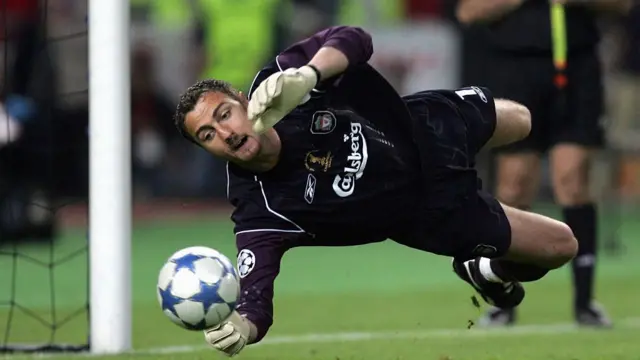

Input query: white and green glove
[249,65,320,134]
[204,311,252,357]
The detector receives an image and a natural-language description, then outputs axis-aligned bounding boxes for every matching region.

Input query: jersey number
[455,87,488,103]
[455,88,478,100]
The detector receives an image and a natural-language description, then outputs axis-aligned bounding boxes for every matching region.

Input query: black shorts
[488,51,605,153]
[392,91,512,261]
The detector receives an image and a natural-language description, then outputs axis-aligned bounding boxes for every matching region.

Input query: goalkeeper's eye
[221,110,230,121]
[198,130,215,142]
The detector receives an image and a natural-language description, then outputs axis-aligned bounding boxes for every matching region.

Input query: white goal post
[88,0,132,354]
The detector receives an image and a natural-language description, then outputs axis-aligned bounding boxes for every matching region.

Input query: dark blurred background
[0,0,638,242]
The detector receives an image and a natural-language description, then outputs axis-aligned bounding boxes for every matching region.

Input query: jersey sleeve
[235,231,295,343]
[276,26,373,70]
[248,26,374,100]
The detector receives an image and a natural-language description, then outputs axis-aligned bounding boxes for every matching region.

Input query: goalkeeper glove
[249,65,320,134]
[204,311,252,357]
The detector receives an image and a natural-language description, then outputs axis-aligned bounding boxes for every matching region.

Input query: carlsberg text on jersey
[333,122,368,197]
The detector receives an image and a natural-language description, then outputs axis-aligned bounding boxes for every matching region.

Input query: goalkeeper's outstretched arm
[204,232,292,356]
[276,25,374,83]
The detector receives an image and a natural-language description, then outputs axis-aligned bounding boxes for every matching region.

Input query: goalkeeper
[173,26,578,357]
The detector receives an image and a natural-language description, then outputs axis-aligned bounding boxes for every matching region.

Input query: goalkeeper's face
[184,91,279,167]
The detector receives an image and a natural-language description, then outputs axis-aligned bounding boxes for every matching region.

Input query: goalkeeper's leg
[453,105,577,311]
[474,152,541,326]
[405,90,577,312]
[453,202,577,310]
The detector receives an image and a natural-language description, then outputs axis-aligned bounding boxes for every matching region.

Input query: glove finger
[204,324,234,343]
[225,337,247,357]
[248,76,279,120]
[257,73,276,101]
[252,117,266,134]
[253,83,270,107]
[254,109,284,133]
[265,72,284,99]
[212,331,242,352]
[252,110,278,134]
[247,97,266,121]
[253,72,278,104]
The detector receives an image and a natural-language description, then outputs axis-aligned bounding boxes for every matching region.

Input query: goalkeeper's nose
[212,123,232,144]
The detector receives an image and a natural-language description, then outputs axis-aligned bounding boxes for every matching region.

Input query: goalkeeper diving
[173,26,579,356]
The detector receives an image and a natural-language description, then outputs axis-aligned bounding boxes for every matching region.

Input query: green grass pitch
[1,206,639,359]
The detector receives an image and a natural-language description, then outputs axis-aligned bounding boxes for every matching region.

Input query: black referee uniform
[482,0,604,152]
[461,0,611,327]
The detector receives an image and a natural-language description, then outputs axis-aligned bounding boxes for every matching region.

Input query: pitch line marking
[20,317,640,358]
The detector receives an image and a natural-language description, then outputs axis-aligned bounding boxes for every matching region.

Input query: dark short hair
[173,79,242,144]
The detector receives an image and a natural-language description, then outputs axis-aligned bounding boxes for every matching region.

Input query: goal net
[1,0,131,354]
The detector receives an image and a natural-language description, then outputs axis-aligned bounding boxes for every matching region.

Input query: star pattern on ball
[188,258,233,311]
[158,282,182,318]
[158,249,241,331]
[171,253,206,272]
[189,280,224,313]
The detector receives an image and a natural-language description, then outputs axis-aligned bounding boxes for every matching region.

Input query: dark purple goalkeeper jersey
[229,27,422,243]
[227,26,497,342]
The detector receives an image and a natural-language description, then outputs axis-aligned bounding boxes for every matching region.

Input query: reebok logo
[332,122,368,197]
[304,174,316,204]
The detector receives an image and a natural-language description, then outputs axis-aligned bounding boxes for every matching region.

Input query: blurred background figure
[609,4,640,144]
[0,0,57,244]
[130,43,176,199]
[454,0,633,327]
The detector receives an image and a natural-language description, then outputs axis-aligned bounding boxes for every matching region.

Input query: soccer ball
[157,246,240,331]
